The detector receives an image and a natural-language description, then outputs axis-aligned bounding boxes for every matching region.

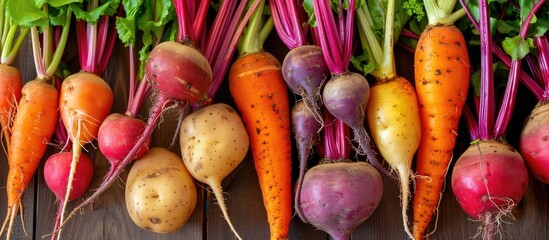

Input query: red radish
[97,113,150,166]
[44,151,94,239]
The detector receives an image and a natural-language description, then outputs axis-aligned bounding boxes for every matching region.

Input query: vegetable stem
[534,36,549,100]
[31,27,46,79]
[424,0,463,25]
[355,4,382,66]
[379,0,397,80]
[478,0,494,140]
[239,0,266,55]
[493,0,546,137]
[45,9,72,78]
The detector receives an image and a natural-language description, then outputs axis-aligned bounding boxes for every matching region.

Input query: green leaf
[7,0,49,28]
[351,50,376,75]
[35,0,82,8]
[402,0,425,22]
[302,0,316,26]
[496,19,519,35]
[49,5,69,25]
[70,0,120,23]
[502,35,532,60]
[115,17,134,45]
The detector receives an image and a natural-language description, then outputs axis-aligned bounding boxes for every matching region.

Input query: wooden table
[1,31,548,240]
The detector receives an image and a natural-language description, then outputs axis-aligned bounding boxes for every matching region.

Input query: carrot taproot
[0,65,22,148]
[228,2,291,239]
[412,24,470,239]
[0,79,58,239]
[229,51,292,240]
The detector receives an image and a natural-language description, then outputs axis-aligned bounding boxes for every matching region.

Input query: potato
[125,147,197,233]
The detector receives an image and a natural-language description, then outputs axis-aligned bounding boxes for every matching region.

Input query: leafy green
[70,0,119,23]
[502,35,533,60]
[115,0,174,77]
[7,0,49,28]
[402,0,425,22]
[351,50,376,75]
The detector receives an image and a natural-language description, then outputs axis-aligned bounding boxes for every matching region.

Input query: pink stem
[270,0,295,48]
[534,36,549,100]
[174,0,192,42]
[95,16,109,73]
[208,0,260,98]
[192,0,210,45]
[313,0,338,73]
[342,0,355,71]
[127,76,152,117]
[323,110,336,160]
[96,18,118,75]
[478,0,494,140]
[204,0,235,63]
[76,21,88,71]
[493,0,545,137]
[525,54,543,85]
[463,105,479,140]
[400,29,420,40]
[319,0,343,72]
[126,45,136,115]
[459,0,544,100]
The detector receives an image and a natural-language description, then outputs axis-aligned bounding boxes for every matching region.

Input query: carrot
[0,65,22,147]
[411,3,470,238]
[1,1,73,237]
[229,50,292,240]
[1,79,58,239]
[229,3,291,238]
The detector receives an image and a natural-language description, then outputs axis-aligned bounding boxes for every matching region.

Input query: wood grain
[0,29,547,240]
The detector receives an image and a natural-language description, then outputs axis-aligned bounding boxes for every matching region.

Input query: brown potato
[125,147,197,233]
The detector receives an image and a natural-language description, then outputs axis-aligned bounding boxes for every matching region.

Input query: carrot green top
[237,0,273,56]
[423,0,465,25]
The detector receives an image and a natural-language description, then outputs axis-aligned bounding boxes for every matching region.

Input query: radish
[43,152,94,240]
[450,0,546,238]
[291,100,322,221]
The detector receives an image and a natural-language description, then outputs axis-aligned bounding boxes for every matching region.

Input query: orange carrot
[0,79,58,238]
[229,51,292,240]
[412,24,470,239]
[0,65,22,148]
[228,2,291,239]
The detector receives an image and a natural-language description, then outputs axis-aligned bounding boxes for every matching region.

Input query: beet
[298,161,383,240]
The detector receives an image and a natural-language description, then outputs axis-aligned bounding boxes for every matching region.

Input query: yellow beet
[366,76,421,238]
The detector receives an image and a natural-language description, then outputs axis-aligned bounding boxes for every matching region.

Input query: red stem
[126,45,136,115]
[493,0,545,137]
[400,29,420,40]
[463,105,479,140]
[323,110,336,160]
[342,0,355,72]
[270,0,306,49]
[208,0,260,98]
[174,0,192,43]
[192,0,210,45]
[459,0,544,100]
[204,0,236,63]
[127,76,152,117]
[478,0,494,140]
[526,54,543,85]
[76,21,87,71]
[535,36,549,100]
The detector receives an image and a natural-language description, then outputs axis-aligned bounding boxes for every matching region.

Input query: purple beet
[322,72,384,172]
[291,100,322,221]
[298,161,383,240]
[282,45,328,123]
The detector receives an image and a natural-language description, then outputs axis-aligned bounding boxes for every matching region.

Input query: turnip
[298,161,383,240]
[125,147,197,233]
[43,152,94,240]
[179,103,249,239]
[305,0,383,173]
[271,0,329,124]
[282,45,328,123]
[291,100,321,221]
